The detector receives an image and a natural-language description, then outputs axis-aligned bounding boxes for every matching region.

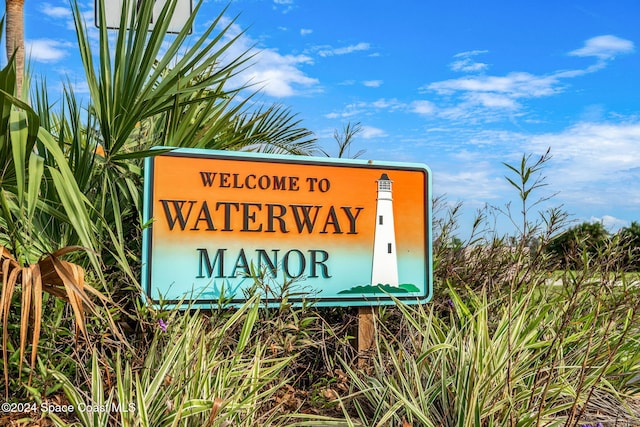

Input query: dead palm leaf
[0,245,100,398]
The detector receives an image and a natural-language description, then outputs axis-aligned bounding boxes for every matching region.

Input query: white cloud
[273,0,295,13]
[530,121,640,175]
[325,98,404,119]
[245,50,319,97]
[428,72,559,98]
[370,98,402,109]
[450,50,489,73]
[421,72,554,122]
[411,100,436,115]
[363,80,382,87]
[422,36,634,122]
[436,163,507,202]
[40,3,72,19]
[467,92,519,109]
[317,42,370,57]
[324,104,365,119]
[37,2,78,31]
[217,16,319,97]
[360,126,387,139]
[569,35,634,59]
[26,39,73,63]
[528,121,640,206]
[589,215,629,232]
[455,50,488,57]
[300,28,313,36]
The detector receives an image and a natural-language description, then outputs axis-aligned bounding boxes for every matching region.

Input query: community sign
[141,148,432,307]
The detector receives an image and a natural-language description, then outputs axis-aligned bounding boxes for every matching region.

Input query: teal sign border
[141,148,432,308]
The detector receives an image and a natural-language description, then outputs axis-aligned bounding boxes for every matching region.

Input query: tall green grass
[341,277,640,426]
[44,296,297,427]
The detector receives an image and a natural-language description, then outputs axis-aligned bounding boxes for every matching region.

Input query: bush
[546,221,611,269]
[619,221,640,270]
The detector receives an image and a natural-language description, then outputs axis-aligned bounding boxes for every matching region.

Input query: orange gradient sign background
[142,148,432,307]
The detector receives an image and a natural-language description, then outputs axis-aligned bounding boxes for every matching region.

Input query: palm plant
[41,0,317,281]
[4,0,25,94]
[0,33,108,397]
[2,0,318,401]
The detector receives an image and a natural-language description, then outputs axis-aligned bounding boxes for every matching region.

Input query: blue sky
[7,0,640,238]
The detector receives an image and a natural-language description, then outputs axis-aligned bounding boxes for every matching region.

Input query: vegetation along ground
[1,1,640,426]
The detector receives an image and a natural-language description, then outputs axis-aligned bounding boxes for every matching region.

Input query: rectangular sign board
[142,148,432,307]
[96,0,193,34]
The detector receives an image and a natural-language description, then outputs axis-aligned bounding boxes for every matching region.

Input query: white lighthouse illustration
[371,173,399,287]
